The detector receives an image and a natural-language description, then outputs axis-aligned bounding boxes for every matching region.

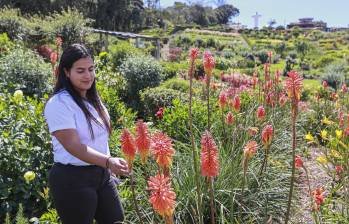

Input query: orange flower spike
[148,174,176,217]
[135,120,151,165]
[201,131,219,177]
[233,95,241,112]
[219,91,227,109]
[203,50,215,76]
[295,155,303,169]
[225,111,234,125]
[261,125,273,148]
[285,71,303,102]
[151,132,175,169]
[120,128,136,169]
[247,127,259,136]
[243,140,258,161]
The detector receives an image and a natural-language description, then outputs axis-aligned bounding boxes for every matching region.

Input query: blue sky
[160,0,349,28]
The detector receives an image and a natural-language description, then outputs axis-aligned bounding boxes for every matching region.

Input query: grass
[304,79,321,90]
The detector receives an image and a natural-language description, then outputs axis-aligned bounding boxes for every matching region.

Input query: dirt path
[291,147,331,223]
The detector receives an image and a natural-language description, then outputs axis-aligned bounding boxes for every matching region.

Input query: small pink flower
[295,155,303,169]
[322,80,328,89]
[341,83,347,93]
[335,165,343,174]
[155,107,164,120]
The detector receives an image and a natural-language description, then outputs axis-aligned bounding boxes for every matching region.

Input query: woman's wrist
[105,156,112,169]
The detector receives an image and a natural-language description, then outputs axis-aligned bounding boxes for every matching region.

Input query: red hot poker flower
[312,188,325,210]
[151,132,175,169]
[257,106,265,121]
[219,91,227,109]
[201,131,219,177]
[243,140,258,161]
[262,125,273,147]
[120,128,136,169]
[285,71,303,102]
[135,120,151,164]
[295,155,303,169]
[279,94,288,107]
[203,50,215,76]
[233,95,240,112]
[225,111,234,125]
[148,174,176,217]
[189,48,199,61]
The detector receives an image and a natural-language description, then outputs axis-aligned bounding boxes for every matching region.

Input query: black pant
[48,163,124,224]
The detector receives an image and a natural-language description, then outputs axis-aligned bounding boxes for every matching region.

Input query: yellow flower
[321,117,332,125]
[335,130,343,139]
[13,90,23,102]
[335,101,341,109]
[305,132,314,142]
[24,171,36,183]
[316,156,328,164]
[330,149,342,159]
[320,130,328,139]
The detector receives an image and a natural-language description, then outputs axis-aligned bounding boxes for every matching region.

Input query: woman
[44,44,129,224]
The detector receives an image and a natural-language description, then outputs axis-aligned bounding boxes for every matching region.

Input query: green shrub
[0,33,14,56]
[0,47,52,96]
[161,61,187,80]
[160,77,190,92]
[43,8,92,49]
[109,41,142,67]
[0,93,52,219]
[255,49,269,64]
[215,57,232,70]
[321,61,347,89]
[206,37,217,48]
[313,55,337,69]
[140,86,187,118]
[0,7,27,40]
[119,55,163,111]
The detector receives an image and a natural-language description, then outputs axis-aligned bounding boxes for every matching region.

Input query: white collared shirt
[44,90,110,166]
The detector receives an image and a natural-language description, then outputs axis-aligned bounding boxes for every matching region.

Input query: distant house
[287,18,327,31]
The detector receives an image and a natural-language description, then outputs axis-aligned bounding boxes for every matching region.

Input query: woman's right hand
[108,157,130,176]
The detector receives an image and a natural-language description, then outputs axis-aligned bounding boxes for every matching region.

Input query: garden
[0,3,348,224]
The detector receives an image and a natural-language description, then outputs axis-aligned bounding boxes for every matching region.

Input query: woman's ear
[64,68,70,78]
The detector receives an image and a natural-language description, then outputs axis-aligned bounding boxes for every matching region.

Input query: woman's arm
[53,129,129,176]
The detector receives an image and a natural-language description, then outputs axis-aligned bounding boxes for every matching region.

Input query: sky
[160,0,349,28]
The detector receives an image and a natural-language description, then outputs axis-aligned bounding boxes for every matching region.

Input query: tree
[214,4,239,24]
[190,4,209,26]
[295,40,311,64]
[268,19,276,28]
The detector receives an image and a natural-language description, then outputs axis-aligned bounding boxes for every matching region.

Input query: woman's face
[65,57,95,97]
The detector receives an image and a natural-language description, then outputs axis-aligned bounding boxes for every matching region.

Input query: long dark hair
[53,43,112,139]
